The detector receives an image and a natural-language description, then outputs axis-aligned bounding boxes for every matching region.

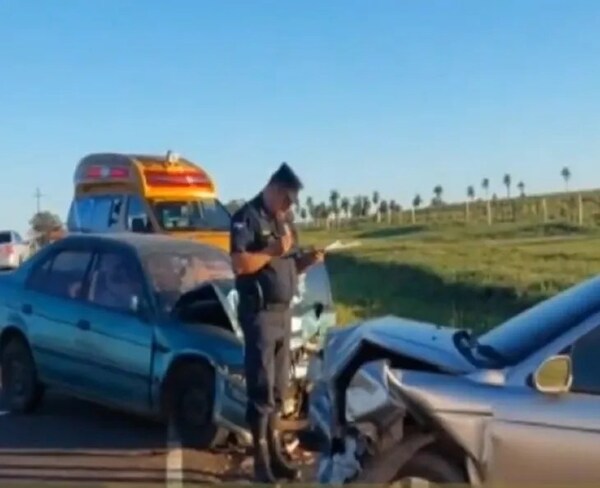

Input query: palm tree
[340,197,350,219]
[433,185,443,206]
[561,167,571,191]
[517,181,525,197]
[362,196,372,217]
[411,194,422,224]
[351,196,362,218]
[379,200,389,223]
[467,185,475,200]
[329,190,340,222]
[389,199,399,223]
[465,185,475,223]
[481,178,490,199]
[503,174,512,198]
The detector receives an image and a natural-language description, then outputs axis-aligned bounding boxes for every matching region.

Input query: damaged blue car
[0,233,336,448]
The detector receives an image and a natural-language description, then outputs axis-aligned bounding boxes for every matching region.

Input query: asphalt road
[0,383,316,487]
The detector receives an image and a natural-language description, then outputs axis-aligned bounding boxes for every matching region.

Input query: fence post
[542,198,548,223]
[578,194,584,226]
[486,200,492,225]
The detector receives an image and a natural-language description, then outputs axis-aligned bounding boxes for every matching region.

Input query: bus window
[126,195,152,232]
[68,195,123,232]
[152,198,230,232]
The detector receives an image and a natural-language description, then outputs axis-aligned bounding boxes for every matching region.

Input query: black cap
[268,162,303,201]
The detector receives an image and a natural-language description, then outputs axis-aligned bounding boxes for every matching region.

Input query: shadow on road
[326,253,541,331]
[0,388,165,485]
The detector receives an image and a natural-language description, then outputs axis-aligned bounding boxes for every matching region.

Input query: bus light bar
[144,170,212,189]
[85,166,130,179]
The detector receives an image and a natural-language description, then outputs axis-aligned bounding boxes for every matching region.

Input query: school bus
[66,151,231,251]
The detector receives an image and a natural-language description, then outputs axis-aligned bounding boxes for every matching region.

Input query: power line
[34,187,44,213]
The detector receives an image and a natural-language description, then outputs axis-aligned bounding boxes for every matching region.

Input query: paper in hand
[323,240,361,253]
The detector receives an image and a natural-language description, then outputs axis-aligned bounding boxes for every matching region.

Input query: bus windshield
[152,198,230,232]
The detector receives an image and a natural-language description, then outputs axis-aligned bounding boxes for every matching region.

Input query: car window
[569,324,600,395]
[86,251,145,313]
[67,195,123,232]
[13,232,23,243]
[0,232,12,243]
[28,249,93,299]
[126,195,152,232]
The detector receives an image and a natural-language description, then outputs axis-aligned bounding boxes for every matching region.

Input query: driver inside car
[89,254,140,311]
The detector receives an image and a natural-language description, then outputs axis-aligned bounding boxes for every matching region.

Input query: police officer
[230,163,323,483]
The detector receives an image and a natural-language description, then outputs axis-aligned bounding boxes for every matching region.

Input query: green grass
[301,221,600,333]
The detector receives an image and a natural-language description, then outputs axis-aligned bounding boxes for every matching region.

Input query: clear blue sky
[2,0,600,234]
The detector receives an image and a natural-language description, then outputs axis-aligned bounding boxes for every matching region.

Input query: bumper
[0,254,19,268]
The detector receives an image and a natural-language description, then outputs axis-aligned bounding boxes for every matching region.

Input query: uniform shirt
[230,194,299,307]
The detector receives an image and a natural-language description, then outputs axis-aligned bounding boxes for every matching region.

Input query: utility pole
[34,187,44,213]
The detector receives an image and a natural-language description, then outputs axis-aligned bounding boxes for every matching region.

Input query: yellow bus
[66,151,231,252]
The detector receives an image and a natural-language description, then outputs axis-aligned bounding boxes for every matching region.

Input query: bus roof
[73,151,217,196]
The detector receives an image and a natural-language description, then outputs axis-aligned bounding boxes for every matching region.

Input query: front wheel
[393,451,467,486]
[0,338,45,413]
[166,362,228,450]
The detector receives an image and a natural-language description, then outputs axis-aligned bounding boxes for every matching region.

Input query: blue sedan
[0,233,336,448]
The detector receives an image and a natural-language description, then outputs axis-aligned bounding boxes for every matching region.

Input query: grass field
[300,221,600,333]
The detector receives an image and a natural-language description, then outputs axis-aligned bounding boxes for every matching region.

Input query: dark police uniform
[230,194,299,427]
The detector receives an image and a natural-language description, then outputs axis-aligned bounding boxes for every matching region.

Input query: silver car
[308,274,600,485]
[0,230,29,269]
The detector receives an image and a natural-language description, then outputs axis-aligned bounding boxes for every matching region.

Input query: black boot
[251,418,278,483]
[268,416,301,481]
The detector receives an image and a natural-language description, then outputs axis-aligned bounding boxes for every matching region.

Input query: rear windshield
[0,232,12,243]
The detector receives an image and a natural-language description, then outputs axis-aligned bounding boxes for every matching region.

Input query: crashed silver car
[308,274,600,485]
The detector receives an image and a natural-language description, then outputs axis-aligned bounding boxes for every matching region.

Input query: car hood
[318,315,476,383]
[170,261,337,349]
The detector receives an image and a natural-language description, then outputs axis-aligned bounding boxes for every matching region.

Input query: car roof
[58,232,229,258]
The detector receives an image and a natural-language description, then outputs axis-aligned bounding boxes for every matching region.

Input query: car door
[486,323,600,484]
[24,247,95,391]
[75,246,155,411]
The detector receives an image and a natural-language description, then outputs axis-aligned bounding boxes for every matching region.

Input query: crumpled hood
[320,315,477,383]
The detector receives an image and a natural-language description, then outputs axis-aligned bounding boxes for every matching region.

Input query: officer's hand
[268,228,293,257]
[281,231,293,255]
[309,249,325,264]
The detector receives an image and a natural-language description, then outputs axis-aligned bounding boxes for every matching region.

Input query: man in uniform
[230,163,323,482]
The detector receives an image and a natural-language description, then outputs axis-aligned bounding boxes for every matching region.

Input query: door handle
[76,319,91,331]
[21,303,32,315]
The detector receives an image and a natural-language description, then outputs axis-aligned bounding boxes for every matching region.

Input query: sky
[1,0,600,234]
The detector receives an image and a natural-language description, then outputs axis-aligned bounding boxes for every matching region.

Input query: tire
[166,362,228,450]
[0,338,45,413]
[394,451,467,486]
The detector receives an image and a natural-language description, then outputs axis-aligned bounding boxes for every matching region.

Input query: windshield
[474,276,600,366]
[142,247,234,312]
[152,198,230,232]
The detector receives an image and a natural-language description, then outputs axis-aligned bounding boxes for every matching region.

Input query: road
[0,383,315,486]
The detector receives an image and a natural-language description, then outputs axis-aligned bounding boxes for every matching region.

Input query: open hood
[172,261,337,350]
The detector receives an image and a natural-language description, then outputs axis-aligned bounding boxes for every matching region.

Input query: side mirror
[534,355,572,394]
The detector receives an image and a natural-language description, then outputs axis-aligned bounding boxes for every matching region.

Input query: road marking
[166,421,183,488]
